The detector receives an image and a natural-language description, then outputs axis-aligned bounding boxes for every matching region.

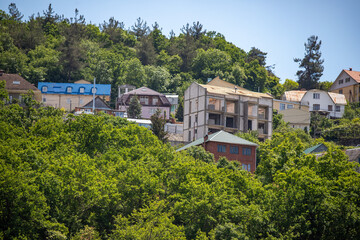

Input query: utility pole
[92,78,96,112]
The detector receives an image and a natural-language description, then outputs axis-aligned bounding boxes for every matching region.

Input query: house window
[280,103,285,110]
[43,97,46,103]
[42,86,48,92]
[12,81,20,85]
[217,144,226,153]
[328,105,333,111]
[67,87,72,93]
[287,104,293,109]
[336,106,341,112]
[339,79,343,84]
[188,131,191,142]
[189,116,191,128]
[339,89,343,94]
[313,104,320,111]
[230,146,239,154]
[152,97,158,105]
[242,147,251,156]
[242,164,251,172]
[79,87,85,93]
[140,96,149,105]
[91,87,97,94]
[195,114,198,123]
[345,78,350,83]
[313,93,320,99]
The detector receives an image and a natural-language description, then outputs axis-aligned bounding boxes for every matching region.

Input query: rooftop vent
[349,68,352,71]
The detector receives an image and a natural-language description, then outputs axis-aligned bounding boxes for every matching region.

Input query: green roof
[176,130,258,152]
[304,143,325,154]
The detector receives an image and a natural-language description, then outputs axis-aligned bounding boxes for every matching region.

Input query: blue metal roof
[38,82,111,96]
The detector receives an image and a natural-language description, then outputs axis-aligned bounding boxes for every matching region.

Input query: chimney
[234,86,238,93]
[349,68,352,71]
[203,134,209,149]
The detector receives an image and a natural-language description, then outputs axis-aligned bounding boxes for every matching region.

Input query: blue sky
[1,0,359,83]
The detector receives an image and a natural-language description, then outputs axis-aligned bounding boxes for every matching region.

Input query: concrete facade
[183,78,273,142]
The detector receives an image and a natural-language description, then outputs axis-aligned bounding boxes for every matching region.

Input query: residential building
[282,89,346,118]
[116,86,171,119]
[74,96,114,115]
[176,130,258,173]
[330,68,360,103]
[183,77,273,142]
[273,99,310,130]
[38,81,111,111]
[0,71,41,103]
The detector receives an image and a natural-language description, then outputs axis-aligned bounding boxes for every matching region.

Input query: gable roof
[343,69,360,83]
[345,148,360,162]
[176,130,258,152]
[118,86,171,106]
[328,92,347,105]
[38,82,111,96]
[0,73,39,92]
[81,96,112,110]
[282,91,307,102]
[304,143,327,154]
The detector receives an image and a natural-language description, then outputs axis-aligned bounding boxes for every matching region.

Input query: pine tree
[127,95,142,118]
[294,35,324,90]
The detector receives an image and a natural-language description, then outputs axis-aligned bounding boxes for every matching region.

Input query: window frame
[242,147,251,156]
[217,144,226,153]
[313,93,320,99]
[313,104,320,111]
[42,86,48,92]
[66,87,72,93]
[230,145,239,154]
[79,87,85,93]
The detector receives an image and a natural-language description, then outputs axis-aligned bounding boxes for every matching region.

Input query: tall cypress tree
[294,35,324,90]
[127,95,142,119]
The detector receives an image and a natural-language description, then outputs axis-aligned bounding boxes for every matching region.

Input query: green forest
[1,85,360,239]
[0,3,296,106]
[1,4,360,240]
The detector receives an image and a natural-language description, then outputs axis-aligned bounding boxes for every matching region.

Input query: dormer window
[91,87,97,94]
[42,86,48,92]
[313,93,320,99]
[79,87,85,93]
[67,87,72,93]
[12,81,20,85]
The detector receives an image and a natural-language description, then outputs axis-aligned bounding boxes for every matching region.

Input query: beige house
[329,69,360,103]
[38,81,111,111]
[273,99,310,130]
[183,77,273,142]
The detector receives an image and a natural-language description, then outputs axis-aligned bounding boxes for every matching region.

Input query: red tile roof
[344,69,360,83]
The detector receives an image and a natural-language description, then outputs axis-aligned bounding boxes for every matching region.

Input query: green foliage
[150,108,168,143]
[186,146,215,164]
[127,95,142,119]
[283,78,299,91]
